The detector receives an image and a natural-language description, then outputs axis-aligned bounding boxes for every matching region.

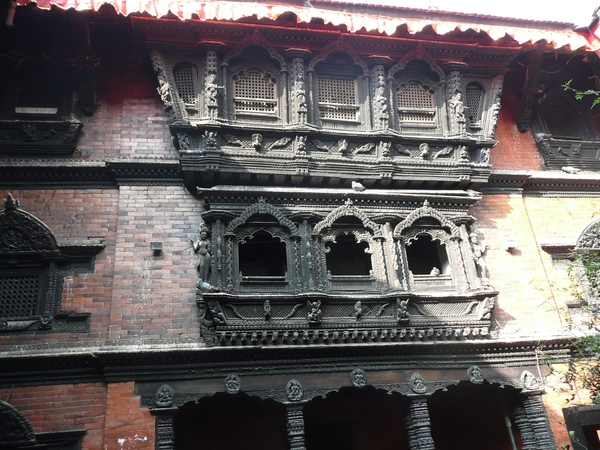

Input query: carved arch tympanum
[313,199,382,237]
[393,200,460,239]
[223,31,287,71]
[0,400,36,446]
[226,197,299,236]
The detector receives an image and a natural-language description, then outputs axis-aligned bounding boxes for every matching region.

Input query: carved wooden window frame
[234,226,292,287]
[227,64,282,124]
[232,68,279,119]
[173,61,201,112]
[316,75,360,123]
[395,81,437,127]
[401,228,457,291]
[321,228,379,290]
[464,81,485,131]
[536,92,597,141]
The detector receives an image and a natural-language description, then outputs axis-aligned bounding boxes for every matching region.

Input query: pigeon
[562,166,581,174]
[352,181,366,191]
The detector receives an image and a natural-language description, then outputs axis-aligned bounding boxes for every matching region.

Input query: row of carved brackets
[177,130,492,164]
[145,368,543,408]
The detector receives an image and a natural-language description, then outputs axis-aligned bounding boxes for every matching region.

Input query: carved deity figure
[252,133,263,151]
[449,92,467,135]
[380,141,391,158]
[307,300,322,324]
[192,227,211,282]
[373,70,389,129]
[470,233,488,279]
[205,131,218,150]
[157,77,172,107]
[419,143,430,159]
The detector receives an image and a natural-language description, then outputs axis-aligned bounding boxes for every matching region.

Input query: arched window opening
[396,82,435,124]
[173,63,199,108]
[326,233,372,276]
[238,231,287,278]
[232,70,277,116]
[406,234,449,275]
[465,82,484,128]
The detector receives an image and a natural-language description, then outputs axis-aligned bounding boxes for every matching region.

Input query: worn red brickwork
[490,84,543,171]
[104,382,154,450]
[109,185,203,340]
[0,383,106,448]
[77,23,176,160]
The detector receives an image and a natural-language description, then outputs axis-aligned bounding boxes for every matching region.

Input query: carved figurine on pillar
[372,66,389,130]
[449,92,467,136]
[205,51,220,120]
[470,233,488,280]
[192,226,212,283]
[294,58,308,124]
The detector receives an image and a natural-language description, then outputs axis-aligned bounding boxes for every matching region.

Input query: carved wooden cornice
[0,336,570,388]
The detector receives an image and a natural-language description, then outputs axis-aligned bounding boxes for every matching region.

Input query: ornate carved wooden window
[465,82,484,129]
[396,82,436,124]
[406,234,449,276]
[317,77,359,121]
[325,232,372,276]
[238,229,287,282]
[0,194,103,332]
[0,271,46,320]
[232,70,277,117]
[539,97,593,140]
[173,62,199,109]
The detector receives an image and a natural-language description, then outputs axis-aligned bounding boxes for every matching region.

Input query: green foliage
[563,80,600,108]
[564,251,600,403]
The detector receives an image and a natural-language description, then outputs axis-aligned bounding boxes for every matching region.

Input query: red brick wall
[0,383,107,448]
[109,185,203,340]
[490,83,543,171]
[104,382,155,450]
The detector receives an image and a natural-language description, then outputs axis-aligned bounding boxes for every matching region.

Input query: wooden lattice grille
[465,84,483,126]
[173,64,197,106]
[233,70,277,115]
[397,82,435,123]
[0,274,39,318]
[317,77,359,121]
[544,106,581,140]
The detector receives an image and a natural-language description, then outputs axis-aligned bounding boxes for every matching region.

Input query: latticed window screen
[0,274,40,319]
[396,82,435,123]
[173,64,198,106]
[317,77,359,121]
[543,106,581,140]
[233,70,277,115]
[465,84,484,126]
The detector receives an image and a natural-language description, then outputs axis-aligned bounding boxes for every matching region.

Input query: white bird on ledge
[352,181,366,191]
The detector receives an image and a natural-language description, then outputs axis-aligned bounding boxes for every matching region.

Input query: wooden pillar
[521,392,557,450]
[286,404,306,450]
[152,408,176,450]
[406,398,436,450]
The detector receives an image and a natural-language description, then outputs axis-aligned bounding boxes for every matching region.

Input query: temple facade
[2,1,600,448]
